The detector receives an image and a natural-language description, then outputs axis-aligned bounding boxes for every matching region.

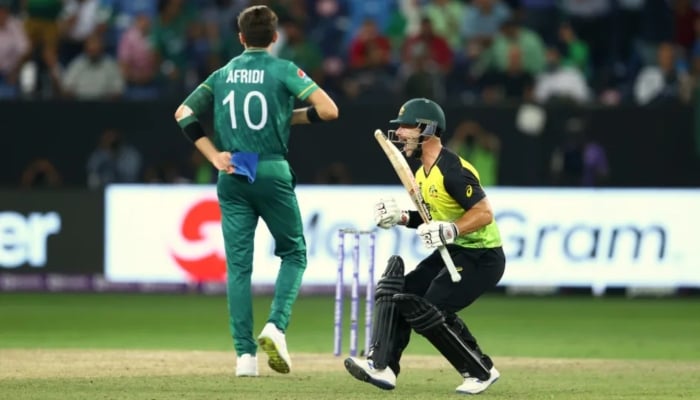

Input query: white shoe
[257,322,291,374]
[235,354,258,377]
[456,367,500,394]
[344,357,396,390]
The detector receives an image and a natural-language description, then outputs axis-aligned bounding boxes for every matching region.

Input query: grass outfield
[1,293,699,399]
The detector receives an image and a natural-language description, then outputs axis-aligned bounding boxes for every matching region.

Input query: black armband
[306,106,323,123]
[406,211,422,229]
[181,120,206,143]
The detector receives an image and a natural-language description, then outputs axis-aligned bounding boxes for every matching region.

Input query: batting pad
[368,256,405,369]
[393,294,490,380]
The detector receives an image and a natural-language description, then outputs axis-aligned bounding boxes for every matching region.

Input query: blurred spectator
[348,18,391,70]
[633,42,691,105]
[344,18,396,102]
[534,46,591,104]
[486,17,546,76]
[86,129,142,188]
[460,0,511,49]
[58,0,107,65]
[276,0,307,26]
[344,0,395,48]
[304,0,348,97]
[400,17,453,75]
[550,117,609,187]
[480,45,534,103]
[556,22,589,78]
[689,19,700,94]
[672,0,698,55]
[0,0,695,107]
[520,0,559,44]
[22,0,63,97]
[447,120,500,187]
[401,45,446,101]
[385,0,421,59]
[559,0,613,77]
[99,0,158,53]
[0,0,29,98]
[151,0,198,97]
[308,0,348,59]
[20,157,63,189]
[278,18,324,83]
[117,11,159,100]
[422,0,465,51]
[215,13,245,63]
[187,17,216,90]
[637,0,673,66]
[198,0,247,41]
[62,33,124,99]
[615,0,644,69]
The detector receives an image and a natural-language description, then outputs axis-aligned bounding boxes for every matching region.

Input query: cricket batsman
[345,98,505,394]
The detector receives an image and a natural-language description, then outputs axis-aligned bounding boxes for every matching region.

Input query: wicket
[334,228,376,357]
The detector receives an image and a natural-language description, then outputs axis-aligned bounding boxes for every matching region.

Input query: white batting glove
[417,221,459,249]
[374,198,409,229]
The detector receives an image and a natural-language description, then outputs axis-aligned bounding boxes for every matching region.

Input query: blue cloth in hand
[231,152,259,183]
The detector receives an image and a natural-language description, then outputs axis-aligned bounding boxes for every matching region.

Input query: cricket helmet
[390,98,446,136]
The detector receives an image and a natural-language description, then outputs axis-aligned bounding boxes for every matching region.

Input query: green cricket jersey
[416,148,502,248]
[183,49,318,155]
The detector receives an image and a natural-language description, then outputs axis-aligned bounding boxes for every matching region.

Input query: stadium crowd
[0,0,698,105]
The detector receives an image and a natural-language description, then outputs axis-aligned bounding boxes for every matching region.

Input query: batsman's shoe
[344,357,396,390]
[257,322,291,374]
[456,366,500,394]
[235,354,258,377]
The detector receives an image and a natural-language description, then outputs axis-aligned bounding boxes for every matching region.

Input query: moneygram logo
[170,199,226,282]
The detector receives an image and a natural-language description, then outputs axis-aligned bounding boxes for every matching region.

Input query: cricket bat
[374,129,462,283]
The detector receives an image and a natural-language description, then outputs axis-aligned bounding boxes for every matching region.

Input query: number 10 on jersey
[223,90,268,130]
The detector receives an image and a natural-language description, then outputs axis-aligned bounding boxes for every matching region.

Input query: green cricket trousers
[216,157,307,356]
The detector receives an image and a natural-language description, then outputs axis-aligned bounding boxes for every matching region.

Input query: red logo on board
[170,199,226,282]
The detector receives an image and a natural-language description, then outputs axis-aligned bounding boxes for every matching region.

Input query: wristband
[406,211,422,229]
[182,120,206,142]
[306,106,323,123]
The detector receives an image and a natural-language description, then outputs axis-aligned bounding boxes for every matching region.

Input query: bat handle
[438,246,462,282]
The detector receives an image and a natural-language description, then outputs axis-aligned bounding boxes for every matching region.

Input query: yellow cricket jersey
[415,148,502,249]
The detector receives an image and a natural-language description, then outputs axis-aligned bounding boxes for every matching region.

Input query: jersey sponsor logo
[466,185,473,198]
[170,199,226,282]
[297,68,307,78]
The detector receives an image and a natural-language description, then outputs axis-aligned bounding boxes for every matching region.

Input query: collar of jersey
[244,48,268,54]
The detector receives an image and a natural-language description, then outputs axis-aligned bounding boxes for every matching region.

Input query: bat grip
[438,246,462,282]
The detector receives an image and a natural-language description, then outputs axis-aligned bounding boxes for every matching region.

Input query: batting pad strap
[393,294,491,380]
[375,255,405,298]
[405,211,422,229]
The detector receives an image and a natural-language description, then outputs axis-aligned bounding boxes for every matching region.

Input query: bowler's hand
[417,221,458,249]
[212,151,234,174]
